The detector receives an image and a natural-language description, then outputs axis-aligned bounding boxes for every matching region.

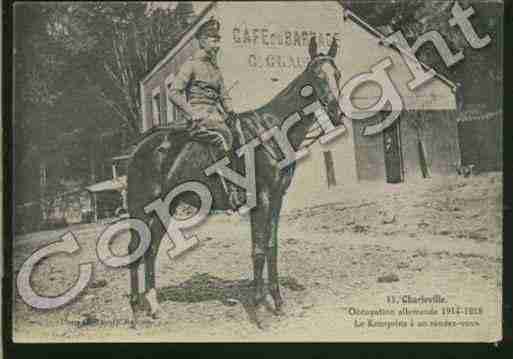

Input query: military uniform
[168,18,244,209]
[168,19,235,154]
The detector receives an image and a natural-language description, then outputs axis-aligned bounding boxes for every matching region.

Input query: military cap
[195,17,221,40]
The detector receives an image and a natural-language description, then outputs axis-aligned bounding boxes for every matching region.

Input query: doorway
[383,118,404,184]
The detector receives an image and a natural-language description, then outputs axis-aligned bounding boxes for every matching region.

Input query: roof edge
[337,2,458,91]
[142,1,458,92]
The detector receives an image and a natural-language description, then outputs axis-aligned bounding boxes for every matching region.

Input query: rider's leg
[190,113,245,210]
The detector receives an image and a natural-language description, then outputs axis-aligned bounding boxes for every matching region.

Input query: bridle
[306,55,343,104]
[303,55,344,145]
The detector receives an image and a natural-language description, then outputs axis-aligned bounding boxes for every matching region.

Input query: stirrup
[228,188,246,210]
[228,189,245,212]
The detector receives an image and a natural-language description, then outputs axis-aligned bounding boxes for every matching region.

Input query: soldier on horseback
[167,17,244,210]
[129,31,345,323]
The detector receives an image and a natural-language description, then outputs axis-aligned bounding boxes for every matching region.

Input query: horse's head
[304,36,345,128]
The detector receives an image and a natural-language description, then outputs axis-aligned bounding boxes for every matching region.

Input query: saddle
[128,107,283,168]
[126,113,289,212]
[151,114,281,161]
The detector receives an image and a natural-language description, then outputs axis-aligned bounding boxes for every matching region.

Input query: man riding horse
[167,17,244,210]
[128,28,345,325]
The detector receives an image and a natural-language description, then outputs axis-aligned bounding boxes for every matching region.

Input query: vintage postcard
[11,1,503,343]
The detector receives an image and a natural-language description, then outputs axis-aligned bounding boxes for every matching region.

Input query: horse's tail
[126,127,190,216]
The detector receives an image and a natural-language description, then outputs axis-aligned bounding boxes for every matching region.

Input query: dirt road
[13,173,502,342]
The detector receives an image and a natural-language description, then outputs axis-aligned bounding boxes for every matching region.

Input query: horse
[126,37,345,325]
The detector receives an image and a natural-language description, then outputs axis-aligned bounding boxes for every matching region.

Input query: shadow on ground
[156,273,306,327]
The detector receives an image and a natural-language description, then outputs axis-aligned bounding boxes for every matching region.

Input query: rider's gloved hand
[188,112,203,129]
[191,112,203,123]
[226,111,237,127]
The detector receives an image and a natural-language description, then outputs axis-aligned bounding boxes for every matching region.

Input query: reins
[301,56,344,150]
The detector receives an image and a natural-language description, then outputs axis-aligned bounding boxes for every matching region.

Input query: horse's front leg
[268,194,285,315]
[250,191,273,307]
[142,216,165,319]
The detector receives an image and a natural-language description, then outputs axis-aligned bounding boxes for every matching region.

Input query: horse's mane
[234,68,314,146]
[238,68,312,119]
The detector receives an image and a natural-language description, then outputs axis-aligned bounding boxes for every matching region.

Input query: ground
[13,172,502,342]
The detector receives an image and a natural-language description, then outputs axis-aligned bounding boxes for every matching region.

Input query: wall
[350,110,460,182]
[141,38,197,131]
[400,110,461,180]
[285,116,358,205]
[458,117,502,172]
[212,1,456,112]
[352,116,386,181]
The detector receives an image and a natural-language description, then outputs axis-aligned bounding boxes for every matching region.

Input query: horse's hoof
[253,296,265,307]
[150,309,163,320]
[254,315,271,331]
[274,306,286,317]
[144,289,161,317]
[223,298,239,307]
[255,320,266,330]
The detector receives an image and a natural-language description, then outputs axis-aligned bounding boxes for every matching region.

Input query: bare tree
[48,2,192,136]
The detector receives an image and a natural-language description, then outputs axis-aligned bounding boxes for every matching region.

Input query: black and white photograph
[9,1,503,343]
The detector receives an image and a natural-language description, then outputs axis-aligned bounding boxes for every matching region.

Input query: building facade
[139,1,461,202]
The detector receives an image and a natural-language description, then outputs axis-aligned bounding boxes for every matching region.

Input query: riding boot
[226,151,246,210]
[226,182,245,211]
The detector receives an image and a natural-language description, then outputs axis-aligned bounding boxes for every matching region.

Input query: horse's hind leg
[128,232,145,326]
[143,217,165,319]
